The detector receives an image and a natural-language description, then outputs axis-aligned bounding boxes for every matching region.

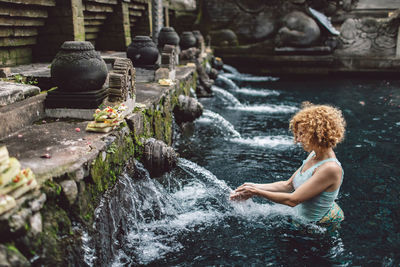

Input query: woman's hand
[230,184,258,201]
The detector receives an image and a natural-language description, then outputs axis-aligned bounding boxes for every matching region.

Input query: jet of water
[212,86,243,106]
[197,109,242,138]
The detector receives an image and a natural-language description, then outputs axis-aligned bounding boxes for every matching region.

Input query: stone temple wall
[0,0,155,66]
[0,0,56,66]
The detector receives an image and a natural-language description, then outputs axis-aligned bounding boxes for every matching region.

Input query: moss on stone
[25,203,72,266]
[90,132,135,194]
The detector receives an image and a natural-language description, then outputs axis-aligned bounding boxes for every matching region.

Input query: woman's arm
[231,163,341,206]
[234,167,300,193]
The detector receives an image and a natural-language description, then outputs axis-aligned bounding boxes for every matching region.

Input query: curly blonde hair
[289,102,346,149]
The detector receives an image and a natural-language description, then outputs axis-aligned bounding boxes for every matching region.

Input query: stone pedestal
[45,97,135,120]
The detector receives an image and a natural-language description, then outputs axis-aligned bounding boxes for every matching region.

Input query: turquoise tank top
[292,151,343,222]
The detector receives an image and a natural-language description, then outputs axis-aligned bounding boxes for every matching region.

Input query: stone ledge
[0,64,196,184]
[1,121,115,184]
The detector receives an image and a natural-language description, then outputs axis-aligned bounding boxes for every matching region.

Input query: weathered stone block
[0,67,10,78]
[0,244,30,267]
[16,56,32,65]
[0,28,12,37]
[126,111,144,136]
[86,0,118,4]
[0,0,55,6]
[60,180,78,205]
[0,81,40,106]
[0,6,48,18]
[0,37,37,47]
[85,3,114,12]
[0,17,45,27]
[13,28,39,37]
[0,89,44,139]
[29,212,43,235]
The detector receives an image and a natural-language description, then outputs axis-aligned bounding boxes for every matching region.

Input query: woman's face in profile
[295,124,313,152]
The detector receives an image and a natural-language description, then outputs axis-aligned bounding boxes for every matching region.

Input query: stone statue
[275,11,321,47]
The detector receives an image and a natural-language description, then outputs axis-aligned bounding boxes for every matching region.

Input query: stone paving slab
[0,121,114,183]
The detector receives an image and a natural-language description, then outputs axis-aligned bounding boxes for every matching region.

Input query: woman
[230,102,346,230]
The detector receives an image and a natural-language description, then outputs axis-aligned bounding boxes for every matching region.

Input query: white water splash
[81,228,96,266]
[189,87,197,99]
[234,87,280,97]
[231,135,294,148]
[178,158,233,193]
[222,64,239,74]
[221,72,279,82]
[212,86,242,106]
[102,160,303,266]
[197,109,241,138]
[229,104,298,114]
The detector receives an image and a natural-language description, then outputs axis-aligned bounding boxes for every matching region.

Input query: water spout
[197,109,241,138]
[215,75,239,90]
[222,64,239,74]
[212,86,242,107]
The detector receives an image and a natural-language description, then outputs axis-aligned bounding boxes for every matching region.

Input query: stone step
[129,10,142,17]
[0,17,45,27]
[84,3,114,12]
[129,3,146,10]
[84,19,105,26]
[0,0,55,6]
[86,0,117,4]
[85,26,100,33]
[85,33,98,40]
[0,28,38,38]
[0,4,48,18]
[0,37,37,47]
[129,17,137,23]
[131,0,150,4]
[84,13,108,20]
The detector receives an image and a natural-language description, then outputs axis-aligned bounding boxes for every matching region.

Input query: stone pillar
[71,0,85,41]
[151,0,164,43]
[397,25,400,58]
[33,0,85,62]
[96,0,131,51]
[163,0,170,27]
